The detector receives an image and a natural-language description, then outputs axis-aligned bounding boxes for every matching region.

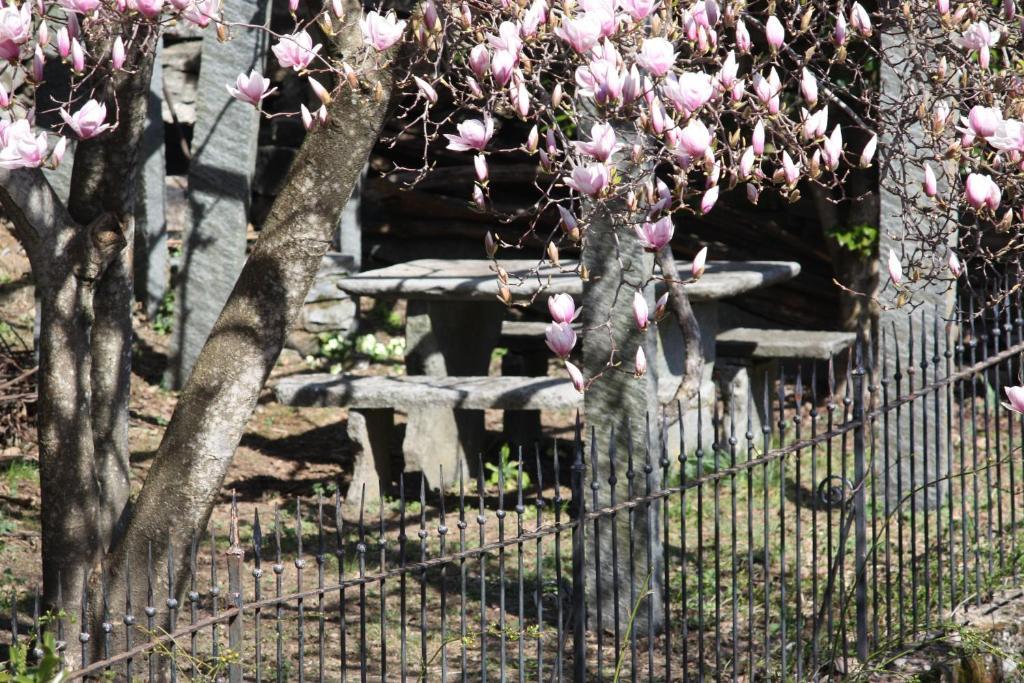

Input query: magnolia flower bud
[473,184,486,210]
[565,360,585,392]
[633,290,650,331]
[527,125,539,152]
[309,76,333,105]
[887,250,902,285]
[653,292,669,321]
[474,154,488,182]
[923,163,937,197]
[0,82,8,108]
[51,136,67,167]
[551,82,563,109]
[692,246,708,278]
[112,36,126,70]
[485,231,498,258]
[859,134,877,167]
[33,46,45,81]
[948,251,962,277]
[547,241,560,266]
[300,103,314,130]
[634,346,647,378]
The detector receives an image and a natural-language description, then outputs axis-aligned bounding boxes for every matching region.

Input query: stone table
[337,258,801,488]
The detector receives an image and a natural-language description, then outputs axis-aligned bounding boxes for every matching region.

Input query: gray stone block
[134,43,168,318]
[168,0,270,387]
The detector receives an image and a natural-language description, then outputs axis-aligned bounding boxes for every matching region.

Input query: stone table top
[336,259,801,303]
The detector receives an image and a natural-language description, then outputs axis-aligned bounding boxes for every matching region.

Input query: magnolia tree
[0,0,1021,654]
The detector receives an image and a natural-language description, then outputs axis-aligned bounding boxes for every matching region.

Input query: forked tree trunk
[92,2,394,655]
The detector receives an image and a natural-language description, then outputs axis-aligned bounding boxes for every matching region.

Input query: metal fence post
[852,343,869,662]
[227,495,244,683]
[571,416,587,683]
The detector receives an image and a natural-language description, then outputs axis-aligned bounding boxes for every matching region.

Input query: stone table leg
[657,301,718,457]
[502,348,547,446]
[344,408,393,512]
[404,299,504,491]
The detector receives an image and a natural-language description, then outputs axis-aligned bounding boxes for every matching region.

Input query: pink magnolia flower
[781,151,801,185]
[70,37,85,73]
[739,145,755,177]
[413,76,437,104]
[717,51,738,89]
[0,3,31,61]
[801,68,818,105]
[821,125,843,170]
[581,0,617,36]
[662,71,713,114]
[965,173,1000,210]
[60,99,111,139]
[521,0,547,37]
[988,119,1024,152]
[735,18,751,52]
[692,246,708,278]
[859,134,877,167]
[226,70,275,106]
[548,294,579,324]
[964,105,1002,138]
[564,163,611,197]
[948,251,963,277]
[50,136,67,166]
[954,21,999,68]
[182,0,216,26]
[360,10,406,51]
[635,216,674,251]
[565,360,585,392]
[923,163,938,197]
[468,44,489,78]
[834,13,848,45]
[573,121,619,162]
[487,20,522,55]
[576,58,624,104]
[620,0,658,21]
[633,290,650,330]
[445,115,494,152]
[677,118,711,157]
[272,30,321,71]
[0,83,8,108]
[887,250,902,285]
[134,0,163,19]
[0,119,48,169]
[545,322,577,359]
[849,2,872,36]
[491,49,516,86]
[636,37,676,77]
[701,185,720,213]
[111,36,126,70]
[752,119,765,154]
[1005,386,1024,414]
[57,0,100,13]
[56,27,70,58]
[555,13,602,53]
[634,346,647,377]
[765,15,785,49]
[801,107,828,140]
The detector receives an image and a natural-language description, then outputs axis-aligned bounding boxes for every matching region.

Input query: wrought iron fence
[4,304,1024,681]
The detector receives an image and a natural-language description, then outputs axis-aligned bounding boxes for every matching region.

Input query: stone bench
[274,374,580,509]
[715,328,857,436]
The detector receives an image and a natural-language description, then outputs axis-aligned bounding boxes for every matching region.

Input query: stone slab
[274,374,583,411]
[134,43,168,318]
[716,328,856,360]
[336,259,800,303]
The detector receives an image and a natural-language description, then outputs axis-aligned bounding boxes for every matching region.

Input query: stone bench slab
[274,374,582,411]
[336,259,800,303]
[716,328,856,360]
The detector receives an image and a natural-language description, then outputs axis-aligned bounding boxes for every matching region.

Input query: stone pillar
[877,19,956,511]
[168,0,270,387]
[134,43,168,318]
[403,300,504,490]
[582,212,663,635]
[337,165,366,270]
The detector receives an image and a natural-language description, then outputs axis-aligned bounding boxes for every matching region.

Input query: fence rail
[5,304,1024,681]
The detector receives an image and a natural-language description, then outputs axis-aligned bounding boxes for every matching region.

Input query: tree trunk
[94,3,394,649]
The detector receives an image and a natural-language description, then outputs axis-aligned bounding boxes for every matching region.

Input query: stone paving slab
[716,328,856,360]
[336,259,801,302]
[274,374,582,411]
